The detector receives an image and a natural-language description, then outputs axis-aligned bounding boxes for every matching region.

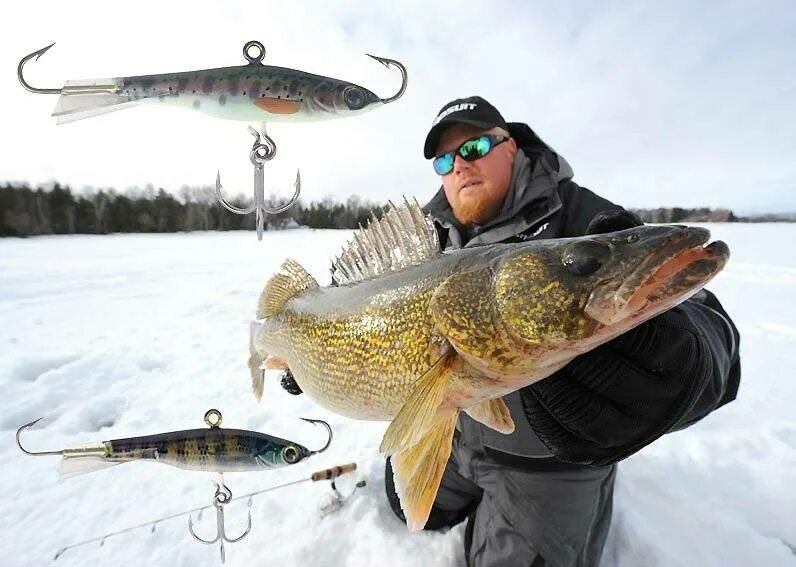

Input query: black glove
[519,295,737,467]
[279,368,303,395]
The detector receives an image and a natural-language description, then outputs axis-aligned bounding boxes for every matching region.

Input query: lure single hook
[215,122,301,240]
[188,480,251,564]
[300,418,333,455]
[18,44,60,94]
[365,54,408,104]
[18,43,117,96]
[16,417,63,456]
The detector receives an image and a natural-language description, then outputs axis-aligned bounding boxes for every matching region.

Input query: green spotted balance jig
[17,40,408,239]
[17,409,334,563]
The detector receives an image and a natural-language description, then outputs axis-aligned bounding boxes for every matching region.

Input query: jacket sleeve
[518,182,742,467]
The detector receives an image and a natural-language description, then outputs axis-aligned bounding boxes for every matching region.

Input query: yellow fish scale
[275,286,447,420]
[495,252,587,344]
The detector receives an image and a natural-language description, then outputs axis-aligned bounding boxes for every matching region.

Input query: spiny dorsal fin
[257,259,318,318]
[331,197,440,285]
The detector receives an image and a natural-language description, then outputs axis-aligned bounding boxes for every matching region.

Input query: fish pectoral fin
[390,412,458,532]
[379,351,455,456]
[464,397,515,434]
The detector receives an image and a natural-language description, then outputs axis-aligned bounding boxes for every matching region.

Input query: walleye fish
[249,201,729,531]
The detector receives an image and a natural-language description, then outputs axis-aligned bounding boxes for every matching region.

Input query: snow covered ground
[1,224,794,566]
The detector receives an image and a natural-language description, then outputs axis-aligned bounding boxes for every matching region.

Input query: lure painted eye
[562,241,611,275]
[282,445,299,464]
[344,87,366,110]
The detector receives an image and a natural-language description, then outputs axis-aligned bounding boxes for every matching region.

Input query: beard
[451,184,500,225]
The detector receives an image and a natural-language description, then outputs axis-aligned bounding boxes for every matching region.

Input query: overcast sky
[1,0,793,215]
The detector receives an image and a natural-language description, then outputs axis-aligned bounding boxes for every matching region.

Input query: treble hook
[300,418,333,455]
[189,478,251,564]
[365,54,408,104]
[215,122,301,241]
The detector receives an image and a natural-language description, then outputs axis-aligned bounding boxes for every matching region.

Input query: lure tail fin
[58,446,159,479]
[52,79,140,125]
[58,455,125,479]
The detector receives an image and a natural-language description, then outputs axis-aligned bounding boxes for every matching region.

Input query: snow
[1,224,794,566]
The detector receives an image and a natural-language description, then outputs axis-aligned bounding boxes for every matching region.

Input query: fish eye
[562,240,611,275]
[282,445,299,463]
[344,87,366,110]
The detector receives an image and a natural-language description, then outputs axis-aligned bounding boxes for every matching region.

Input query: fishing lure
[17,40,408,239]
[17,40,407,125]
[16,409,332,478]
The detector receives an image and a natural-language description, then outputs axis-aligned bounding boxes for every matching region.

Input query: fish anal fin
[464,397,515,434]
[391,412,457,532]
[379,350,455,456]
[258,259,318,318]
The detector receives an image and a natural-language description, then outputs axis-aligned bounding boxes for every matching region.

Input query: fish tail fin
[248,320,289,401]
[58,455,126,479]
[258,259,318,318]
[249,320,267,401]
[52,80,140,125]
[248,351,266,401]
[464,397,515,434]
[389,412,458,532]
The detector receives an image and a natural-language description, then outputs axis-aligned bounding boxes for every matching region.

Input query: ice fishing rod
[53,462,360,562]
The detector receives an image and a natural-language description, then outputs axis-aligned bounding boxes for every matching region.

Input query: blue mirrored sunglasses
[432,134,509,176]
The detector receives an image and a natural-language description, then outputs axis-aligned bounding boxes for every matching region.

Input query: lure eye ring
[243,40,266,65]
[282,445,299,464]
[343,86,366,110]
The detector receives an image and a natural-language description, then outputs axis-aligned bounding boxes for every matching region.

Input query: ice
[1,224,794,566]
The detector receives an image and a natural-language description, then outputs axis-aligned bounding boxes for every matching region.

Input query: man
[378,97,741,566]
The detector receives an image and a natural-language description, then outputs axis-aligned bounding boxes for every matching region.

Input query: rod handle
[311,463,357,481]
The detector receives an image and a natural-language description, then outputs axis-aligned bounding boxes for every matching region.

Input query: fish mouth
[586,226,729,326]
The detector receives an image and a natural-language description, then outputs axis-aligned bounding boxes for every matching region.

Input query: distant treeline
[0,183,387,237]
[1,183,793,237]
[630,207,796,223]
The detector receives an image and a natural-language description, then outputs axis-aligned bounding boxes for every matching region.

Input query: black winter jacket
[425,122,741,467]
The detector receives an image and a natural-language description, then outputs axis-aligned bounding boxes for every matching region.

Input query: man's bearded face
[437,124,517,226]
